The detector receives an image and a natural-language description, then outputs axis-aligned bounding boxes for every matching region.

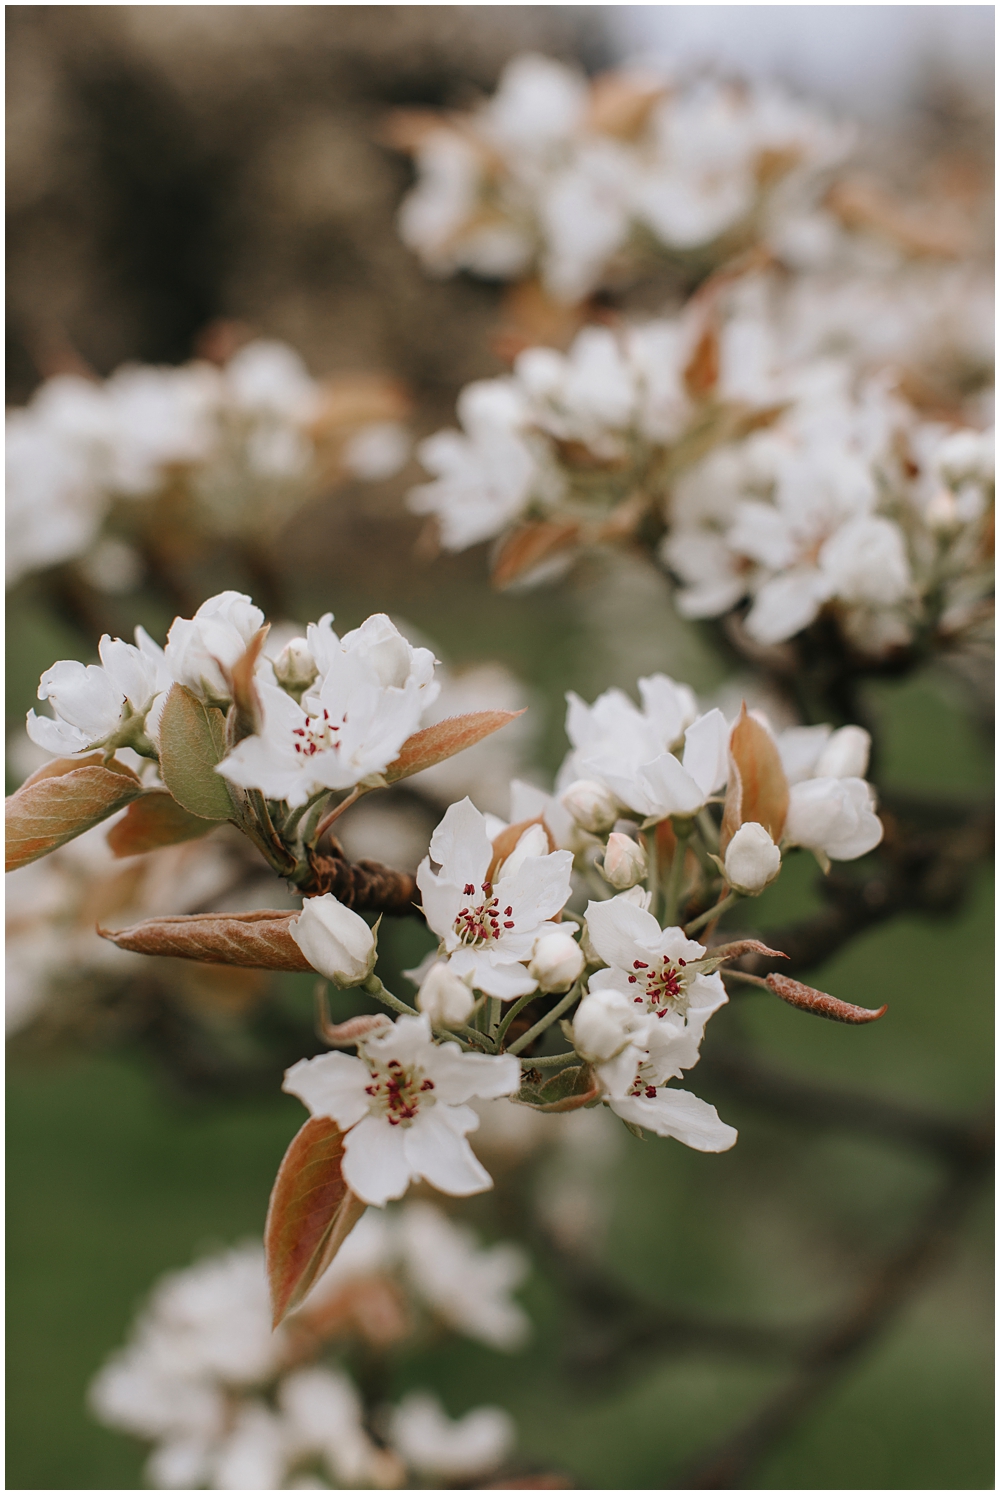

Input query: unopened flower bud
[529,930,585,993]
[571,988,632,1062]
[417,962,475,1027]
[560,778,618,834]
[600,832,647,889]
[723,822,782,895]
[273,637,318,698]
[814,725,870,781]
[290,894,377,988]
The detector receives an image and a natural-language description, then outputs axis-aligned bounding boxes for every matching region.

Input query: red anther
[388,1116,399,1125]
[482,882,492,894]
[678,959,686,967]
[645,1085,657,1099]
[388,1059,401,1068]
[633,960,648,969]
[364,1085,376,1095]
[420,1079,434,1090]
[504,920,515,928]
[464,884,475,896]
[634,996,643,1004]
[628,975,637,984]
[505,906,513,917]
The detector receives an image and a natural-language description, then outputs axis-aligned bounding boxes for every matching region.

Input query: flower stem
[507,978,585,1057]
[312,786,364,847]
[663,820,692,925]
[361,973,419,1018]
[494,990,539,1048]
[520,1050,580,1070]
[685,890,740,937]
[486,995,502,1040]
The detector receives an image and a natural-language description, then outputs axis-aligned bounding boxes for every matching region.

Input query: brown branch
[298,845,418,915]
[674,1151,992,1488]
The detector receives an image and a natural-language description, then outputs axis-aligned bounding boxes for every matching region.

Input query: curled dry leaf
[265,1116,368,1327]
[99,909,312,970]
[491,521,581,590]
[106,791,217,858]
[720,704,790,853]
[6,759,145,872]
[766,972,888,1025]
[316,986,393,1048]
[708,939,789,964]
[225,626,269,745]
[384,710,526,784]
[683,320,721,401]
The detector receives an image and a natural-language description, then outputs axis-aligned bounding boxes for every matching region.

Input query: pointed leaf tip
[265,1116,367,1325]
[385,710,526,784]
[766,973,887,1025]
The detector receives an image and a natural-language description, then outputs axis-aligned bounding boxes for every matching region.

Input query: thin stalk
[685,890,740,937]
[486,995,501,1041]
[721,968,771,991]
[494,990,539,1048]
[520,1050,580,1070]
[434,1024,495,1053]
[361,974,419,1018]
[697,806,720,853]
[282,790,330,843]
[507,979,585,1057]
[312,786,364,847]
[663,820,692,925]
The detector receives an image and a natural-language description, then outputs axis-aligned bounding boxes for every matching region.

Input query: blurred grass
[6,569,993,1489]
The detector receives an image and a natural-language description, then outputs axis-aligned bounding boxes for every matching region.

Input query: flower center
[453,882,516,947]
[627,957,690,1016]
[363,1058,435,1127]
[290,707,344,758]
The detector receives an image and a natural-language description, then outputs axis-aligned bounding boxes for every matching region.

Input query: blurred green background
[6,7,993,1489]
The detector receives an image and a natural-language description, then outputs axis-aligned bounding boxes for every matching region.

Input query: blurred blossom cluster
[6,339,411,589]
[89,1201,525,1489]
[392,53,851,302]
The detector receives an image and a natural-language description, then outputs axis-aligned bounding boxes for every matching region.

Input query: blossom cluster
[280,667,883,1207]
[25,591,438,810]
[393,53,850,302]
[89,1202,526,1489]
[6,339,410,587]
[408,283,994,658]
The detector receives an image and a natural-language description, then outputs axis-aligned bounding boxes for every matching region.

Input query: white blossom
[390,1391,515,1481]
[399,1200,530,1350]
[724,821,782,894]
[784,776,882,863]
[600,831,648,889]
[218,613,437,806]
[417,798,574,999]
[528,928,585,993]
[289,895,377,988]
[27,628,169,757]
[283,1014,520,1206]
[416,961,476,1027]
[164,591,266,706]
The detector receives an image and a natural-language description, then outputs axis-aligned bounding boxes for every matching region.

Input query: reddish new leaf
[6,760,145,871]
[384,710,525,784]
[720,704,790,853]
[709,939,788,964]
[767,973,887,1025]
[491,521,580,590]
[99,909,312,970]
[265,1116,368,1326]
[106,792,218,858]
[225,626,269,745]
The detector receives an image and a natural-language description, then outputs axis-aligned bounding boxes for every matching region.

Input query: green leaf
[265,1116,368,1326]
[158,684,233,821]
[515,1062,599,1113]
[6,760,145,871]
[106,792,218,858]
